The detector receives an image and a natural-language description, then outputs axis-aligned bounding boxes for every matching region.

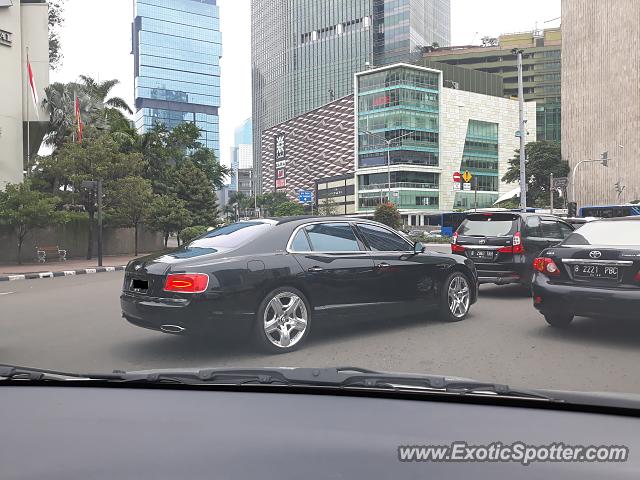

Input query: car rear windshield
[457,214,519,237]
[189,222,274,249]
[562,220,640,246]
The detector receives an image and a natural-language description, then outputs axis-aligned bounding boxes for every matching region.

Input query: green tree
[107,177,154,256]
[274,201,305,217]
[147,195,192,248]
[374,202,402,229]
[139,122,229,195]
[78,75,133,115]
[257,191,289,216]
[48,0,65,70]
[0,182,60,264]
[502,141,569,207]
[42,82,98,150]
[169,160,219,226]
[179,225,209,245]
[318,196,338,216]
[36,127,145,258]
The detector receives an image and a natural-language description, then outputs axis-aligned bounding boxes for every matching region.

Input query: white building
[354,63,536,227]
[0,0,49,189]
[237,143,252,169]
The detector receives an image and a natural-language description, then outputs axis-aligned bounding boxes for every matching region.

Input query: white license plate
[573,264,618,280]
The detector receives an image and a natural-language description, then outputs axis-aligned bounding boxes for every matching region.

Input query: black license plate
[130,278,149,291]
[573,264,619,280]
[469,249,495,260]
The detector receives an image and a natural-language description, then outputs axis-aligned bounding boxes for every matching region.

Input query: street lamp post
[571,152,609,205]
[361,130,415,202]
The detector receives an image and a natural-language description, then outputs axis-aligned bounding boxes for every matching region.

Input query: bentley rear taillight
[163,273,209,293]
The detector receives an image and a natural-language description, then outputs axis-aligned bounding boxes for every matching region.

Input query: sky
[50,0,560,168]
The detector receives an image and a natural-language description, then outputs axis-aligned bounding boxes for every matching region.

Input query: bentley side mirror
[414,242,425,254]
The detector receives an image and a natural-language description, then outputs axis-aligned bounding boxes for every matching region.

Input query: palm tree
[78,75,132,115]
[41,81,98,150]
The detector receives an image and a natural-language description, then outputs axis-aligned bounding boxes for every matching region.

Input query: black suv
[452,212,575,286]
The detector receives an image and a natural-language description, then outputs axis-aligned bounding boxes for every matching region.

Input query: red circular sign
[453,172,462,182]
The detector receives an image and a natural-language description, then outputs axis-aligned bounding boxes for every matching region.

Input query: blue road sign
[298,190,313,203]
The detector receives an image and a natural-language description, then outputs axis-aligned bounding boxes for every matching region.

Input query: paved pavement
[0,254,139,275]
[2,253,639,394]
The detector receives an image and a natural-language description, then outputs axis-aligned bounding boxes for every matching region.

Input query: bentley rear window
[189,222,274,249]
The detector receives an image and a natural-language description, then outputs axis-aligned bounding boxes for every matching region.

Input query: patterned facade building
[261,95,355,200]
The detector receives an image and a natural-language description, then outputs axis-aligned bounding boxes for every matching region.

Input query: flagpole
[72,91,76,144]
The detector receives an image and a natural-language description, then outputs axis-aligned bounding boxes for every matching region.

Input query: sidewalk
[0,254,151,280]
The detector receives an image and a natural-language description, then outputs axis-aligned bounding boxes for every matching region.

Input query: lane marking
[0,292,14,296]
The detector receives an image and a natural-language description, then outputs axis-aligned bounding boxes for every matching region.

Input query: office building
[316,173,356,215]
[423,28,561,142]
[0,0,49,189]
[230,117,253,193]
[562,0,640,207]
[251,0,451,192]
[229,146,238,191]
[133,0,221,158]
[354,63,535,224]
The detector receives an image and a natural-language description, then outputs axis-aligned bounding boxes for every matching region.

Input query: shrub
[179,225,208,245]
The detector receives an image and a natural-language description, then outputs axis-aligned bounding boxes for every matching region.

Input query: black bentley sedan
[532,217,640,327]
[121,217,478,352]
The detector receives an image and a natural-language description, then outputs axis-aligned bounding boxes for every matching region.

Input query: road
[2,261,640,394]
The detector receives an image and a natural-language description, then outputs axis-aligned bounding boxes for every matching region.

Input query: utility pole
[513,48,526,210]
[549,172,554,215]
[473,177,478,212]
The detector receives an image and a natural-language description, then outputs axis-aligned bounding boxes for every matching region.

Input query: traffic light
[568,202,577,217]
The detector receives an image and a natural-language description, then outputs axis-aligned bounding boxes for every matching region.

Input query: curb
[0,266,127,282]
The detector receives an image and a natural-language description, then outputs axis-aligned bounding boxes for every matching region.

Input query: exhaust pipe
[160,324,186,334]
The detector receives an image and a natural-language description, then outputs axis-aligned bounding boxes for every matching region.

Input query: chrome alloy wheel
[447,274,470,318]
[263,292,308,349]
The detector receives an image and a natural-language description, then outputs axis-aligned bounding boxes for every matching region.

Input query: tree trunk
[134,223,139,256]
[87,208,94,260]
[17,239,23,265]
[176,234,180,247]
[164,233,169,248]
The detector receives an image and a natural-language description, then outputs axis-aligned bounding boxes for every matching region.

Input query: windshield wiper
[0,365,554,401]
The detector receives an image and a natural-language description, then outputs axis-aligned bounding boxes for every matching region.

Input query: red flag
[27,57,39,118]
[74,93,83,143]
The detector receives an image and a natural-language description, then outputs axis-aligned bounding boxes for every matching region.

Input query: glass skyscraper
[356,65,441,211]
[133,0,222,158]
[251,0,451,192]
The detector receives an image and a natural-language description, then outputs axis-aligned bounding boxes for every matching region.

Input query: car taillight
[533,257,560,276]
[451,232,465,253]
[451,244,466,253]
[163,273,209,293]
[634,270,640,283]
[512,231,524,254]
[497,232,523,254]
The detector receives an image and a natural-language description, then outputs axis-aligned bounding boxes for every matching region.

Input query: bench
[36,245,67,263]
